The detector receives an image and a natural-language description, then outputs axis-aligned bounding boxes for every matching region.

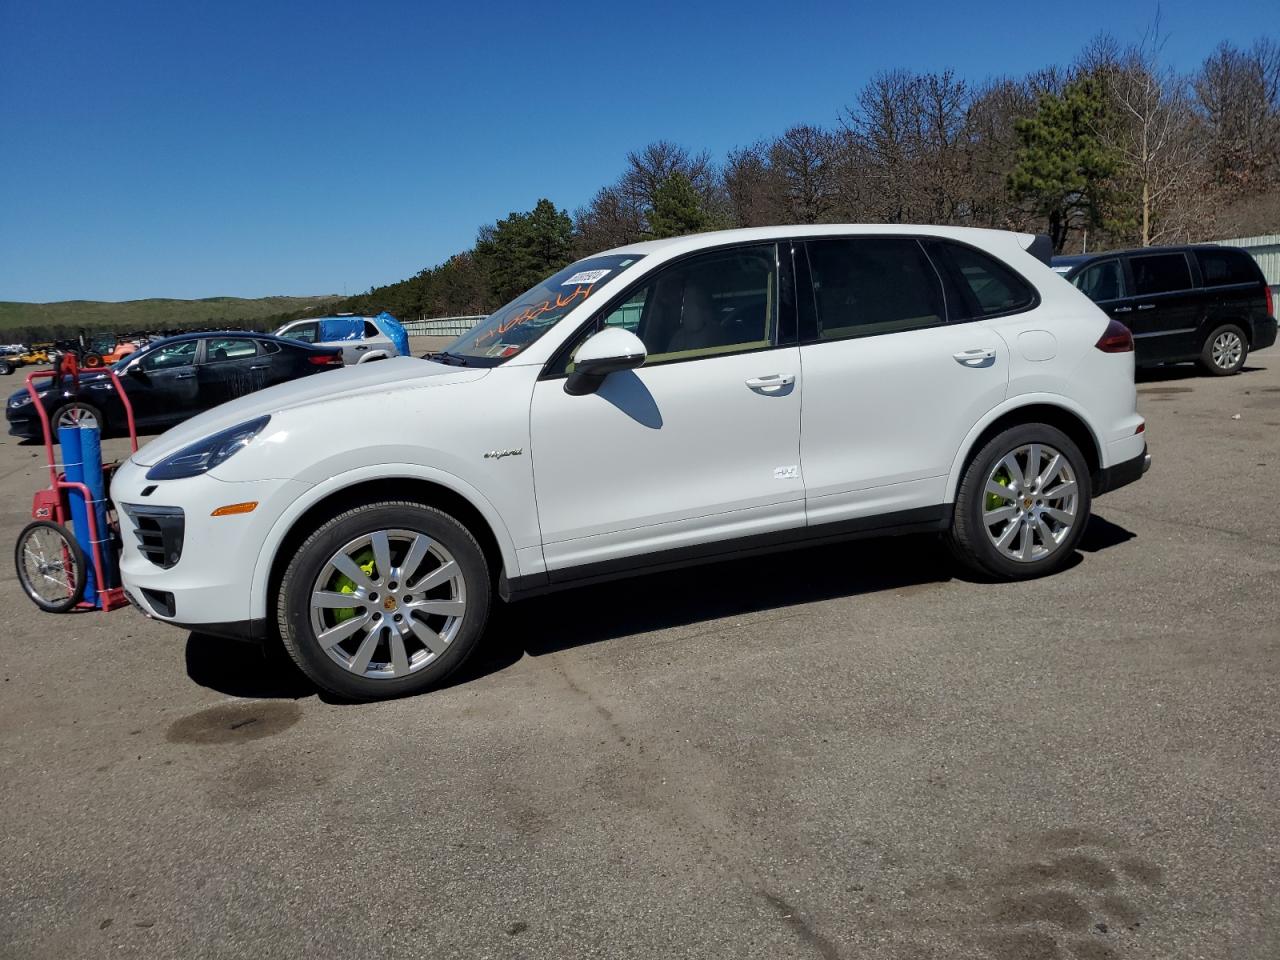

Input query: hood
[8,369,113,404]
[131,356,486,466]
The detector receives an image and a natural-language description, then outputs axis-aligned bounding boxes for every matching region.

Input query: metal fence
[402,315,487,338]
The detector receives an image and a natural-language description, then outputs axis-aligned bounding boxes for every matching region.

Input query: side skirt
[500,505,951,602]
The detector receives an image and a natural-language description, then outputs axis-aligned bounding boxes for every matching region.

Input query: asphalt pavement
[1,354,1278,959]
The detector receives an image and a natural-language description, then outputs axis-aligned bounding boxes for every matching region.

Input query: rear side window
[363,320,381,338]
[932,242,1037,318]
[1130,253,1192,295]
[804,238,943,340]
[1195,248,1259,287]
[1073,259,1126,302]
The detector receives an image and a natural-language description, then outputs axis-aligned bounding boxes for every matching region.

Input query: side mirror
[565,327,646,396]
[126,363,146,378]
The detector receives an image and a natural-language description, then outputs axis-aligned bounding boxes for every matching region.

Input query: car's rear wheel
[947,423,1091,580]
[1198,323,1247,376]
[277,501,491,700]
[0,360,13,375]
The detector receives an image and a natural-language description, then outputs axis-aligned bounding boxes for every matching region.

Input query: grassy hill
[0,295,342,337]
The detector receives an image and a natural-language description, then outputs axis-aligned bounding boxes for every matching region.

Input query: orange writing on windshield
[498,283,595,334]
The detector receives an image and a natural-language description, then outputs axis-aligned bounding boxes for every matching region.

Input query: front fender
[247,462,521,620]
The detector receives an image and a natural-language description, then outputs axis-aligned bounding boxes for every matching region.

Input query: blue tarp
[314,313,409,357]
[374,311,409,359]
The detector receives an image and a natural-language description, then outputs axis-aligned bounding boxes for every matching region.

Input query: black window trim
[539,239,796,381]
[794,233,1040,347]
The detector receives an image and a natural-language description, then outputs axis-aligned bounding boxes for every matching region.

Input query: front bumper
[111,457,307,630]
[1094,444,1150,496]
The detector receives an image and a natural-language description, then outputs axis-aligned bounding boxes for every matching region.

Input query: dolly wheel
[15,520,88,612]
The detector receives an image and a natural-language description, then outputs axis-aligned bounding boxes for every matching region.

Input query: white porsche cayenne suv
[111,225,1149,700]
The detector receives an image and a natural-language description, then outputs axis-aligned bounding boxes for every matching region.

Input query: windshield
[444,254,644,363]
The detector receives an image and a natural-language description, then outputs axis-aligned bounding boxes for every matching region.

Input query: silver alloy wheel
[308,529,466,679]
[57,405,98,430]
[982,443,1079,563]
[1211,330,1244,370]
[20,525,77,604]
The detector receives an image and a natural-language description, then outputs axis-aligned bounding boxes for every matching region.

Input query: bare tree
[1090,24,1207,245]
[1194,38,1280,195]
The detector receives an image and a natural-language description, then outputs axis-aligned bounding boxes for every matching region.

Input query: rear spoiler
[1020,233,1054,266]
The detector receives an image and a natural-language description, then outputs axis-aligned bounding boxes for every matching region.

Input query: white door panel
[530,347,804,571]
[800,324,1010,519]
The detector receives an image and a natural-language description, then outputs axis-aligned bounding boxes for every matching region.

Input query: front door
[529,243,805,576]
[124,339,200,427]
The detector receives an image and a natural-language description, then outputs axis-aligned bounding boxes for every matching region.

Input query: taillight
[1266,284,1274,319]
[1095,318,1134,353]
[309,354,342,366]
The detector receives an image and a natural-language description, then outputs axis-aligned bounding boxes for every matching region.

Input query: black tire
[277,500,491,700]
[15,520,87,612]
[49,400,104,437]
[946,423,1092,580]
[82,353,104,369]
[0,360,13,375]
[1198,323,1248,376]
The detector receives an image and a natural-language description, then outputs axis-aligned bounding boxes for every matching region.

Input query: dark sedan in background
[6,331,343,440]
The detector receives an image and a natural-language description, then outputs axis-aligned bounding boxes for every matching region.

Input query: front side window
[806,238,943,339]
[283,322,319,344]
[1195,248,1258,287]
[1073,259,1126,302]
[140,340,197,371]
[203,338,258,363]
[1130,253,1192,296]
[447,254,645,364]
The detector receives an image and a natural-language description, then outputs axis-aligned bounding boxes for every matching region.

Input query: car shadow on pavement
[1136,363,1266,383]
[183,515,1136,701]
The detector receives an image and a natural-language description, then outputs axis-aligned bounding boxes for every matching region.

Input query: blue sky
[1,0,1274,302]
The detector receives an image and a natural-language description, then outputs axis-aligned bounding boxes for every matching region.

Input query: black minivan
[1053,245,1277,375]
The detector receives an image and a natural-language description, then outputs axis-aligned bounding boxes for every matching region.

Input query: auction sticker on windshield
[563,269,611,286]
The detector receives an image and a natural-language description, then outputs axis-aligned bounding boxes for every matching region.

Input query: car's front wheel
[946,423,1091,580]
[277,501,491,700]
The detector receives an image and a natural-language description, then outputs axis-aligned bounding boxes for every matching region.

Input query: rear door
[196,336,269,406]
[1124,251,1202,362]
[1194,247,1268,338]
[797,237,1013,526]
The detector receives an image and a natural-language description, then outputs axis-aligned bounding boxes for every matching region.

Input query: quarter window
[1073,259,1126,302]
[935,242,1036,318]
[805,238,944,339]
[1130,253,1192,296]
[1195,248,1258,287]
[363,320,381,338]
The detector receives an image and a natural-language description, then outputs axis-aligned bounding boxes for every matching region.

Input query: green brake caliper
[986,469,1011,511]
[330,549,376,624]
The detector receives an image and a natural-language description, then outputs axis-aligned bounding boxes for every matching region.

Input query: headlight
[146,415,270,481]
[8,396,31,408]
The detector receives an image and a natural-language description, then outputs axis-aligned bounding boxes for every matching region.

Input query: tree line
[325,31,1279,322]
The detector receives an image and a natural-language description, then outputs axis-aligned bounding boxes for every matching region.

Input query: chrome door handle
[1111,306,1133,313]
[953,348,997,366]
[745,373,795,392]
[355,345,370,350]
[249,364,270,370]
[173,372,195,380]
[1136,303,1155,310]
